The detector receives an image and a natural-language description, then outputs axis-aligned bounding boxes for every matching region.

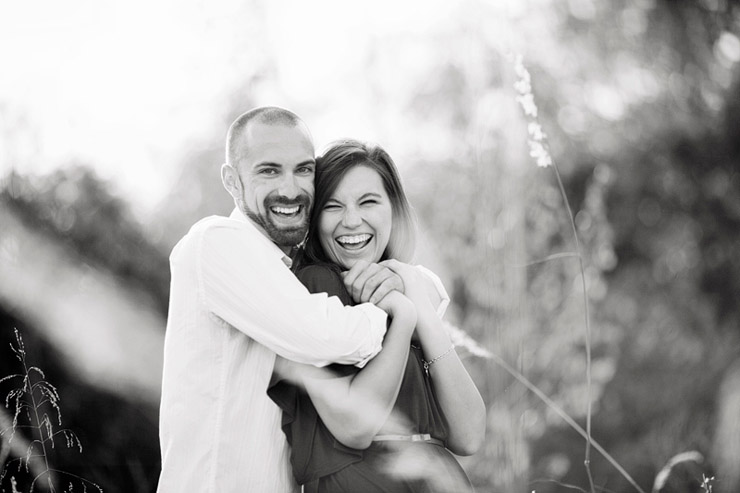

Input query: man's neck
[232,207,294,256]
[250,220,292,255]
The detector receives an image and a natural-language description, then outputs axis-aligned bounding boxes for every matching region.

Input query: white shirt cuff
[414,265,450,318]
[352,303,388,368]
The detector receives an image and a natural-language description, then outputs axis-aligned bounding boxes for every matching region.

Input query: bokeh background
[2,1,739,492]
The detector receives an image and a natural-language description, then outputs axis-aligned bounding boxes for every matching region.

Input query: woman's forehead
[332,165,387,195]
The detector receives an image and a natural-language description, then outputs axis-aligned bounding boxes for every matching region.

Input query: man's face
[234,122,315,248]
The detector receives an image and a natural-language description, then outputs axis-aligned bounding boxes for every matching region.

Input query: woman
[268,139,486,492]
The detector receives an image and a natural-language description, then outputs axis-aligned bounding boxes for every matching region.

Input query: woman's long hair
[301,139,417,268]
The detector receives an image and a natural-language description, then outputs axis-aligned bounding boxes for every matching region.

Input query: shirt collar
[229,207,293,269]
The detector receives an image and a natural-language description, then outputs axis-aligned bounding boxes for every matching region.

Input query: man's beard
[242,195,311,248]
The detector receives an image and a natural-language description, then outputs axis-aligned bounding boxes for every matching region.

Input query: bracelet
[422,345,455,376]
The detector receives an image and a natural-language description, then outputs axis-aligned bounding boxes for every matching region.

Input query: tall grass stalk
[509,53,645,493]
[0,329,102,493]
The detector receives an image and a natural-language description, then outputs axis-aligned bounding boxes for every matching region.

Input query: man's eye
[260,168,278,175]
[297,166,315,175]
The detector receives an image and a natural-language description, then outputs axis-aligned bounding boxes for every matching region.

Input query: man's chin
[243,207,307,247]
[267,226,307,249]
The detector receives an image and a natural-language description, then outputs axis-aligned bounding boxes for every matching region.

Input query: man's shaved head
[225,106,309,167]
[221,106,316,251]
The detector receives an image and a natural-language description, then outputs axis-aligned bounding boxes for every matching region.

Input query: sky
[1,0,261,215]
[0,0,504,218]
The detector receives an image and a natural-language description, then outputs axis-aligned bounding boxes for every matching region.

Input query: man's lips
[266,195,310,220]
[270,204,302,217]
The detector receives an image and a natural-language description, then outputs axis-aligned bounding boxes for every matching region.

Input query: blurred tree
[1,166,167,491]
[1,166,170,316]
[514,1,740,491]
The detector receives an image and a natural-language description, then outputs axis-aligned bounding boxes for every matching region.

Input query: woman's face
[318,165,393,270]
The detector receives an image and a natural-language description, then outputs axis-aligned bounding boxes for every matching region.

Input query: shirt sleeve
[414,264,450,318]
[196,224,387,368]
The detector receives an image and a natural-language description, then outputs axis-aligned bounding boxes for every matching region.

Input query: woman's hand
[375,289,416,326]
[342,260,449,317]
[342,260,405,305]
[378,259,437,316]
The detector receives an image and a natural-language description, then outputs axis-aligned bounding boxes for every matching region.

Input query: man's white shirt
[157,209,389,493]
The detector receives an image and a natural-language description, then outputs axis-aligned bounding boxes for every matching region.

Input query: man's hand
[342,260,405,305]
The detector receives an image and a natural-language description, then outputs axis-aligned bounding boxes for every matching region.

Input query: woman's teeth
[337,234,372,249]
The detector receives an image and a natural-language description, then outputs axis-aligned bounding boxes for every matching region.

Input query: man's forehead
[245,121,310,144]
[239,122,314,163]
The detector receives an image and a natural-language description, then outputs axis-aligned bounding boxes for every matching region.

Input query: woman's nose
[341,207,362,228]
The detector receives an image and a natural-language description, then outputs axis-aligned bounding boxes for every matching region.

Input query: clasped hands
[341,259,432,309]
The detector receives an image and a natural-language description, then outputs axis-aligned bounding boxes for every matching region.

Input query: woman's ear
[221,163,242,199]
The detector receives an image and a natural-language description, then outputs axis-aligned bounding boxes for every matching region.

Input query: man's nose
[277,174,300,199]
[341,207,363,228]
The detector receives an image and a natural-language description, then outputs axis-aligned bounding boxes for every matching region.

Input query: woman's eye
[323,204,341,211]
[361,200,378,206]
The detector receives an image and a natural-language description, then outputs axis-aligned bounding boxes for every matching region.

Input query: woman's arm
[288,290,417,450]
[415,300,486,455]
[380,260,486,456]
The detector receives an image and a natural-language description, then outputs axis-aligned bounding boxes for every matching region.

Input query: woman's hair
[302,138,417,267]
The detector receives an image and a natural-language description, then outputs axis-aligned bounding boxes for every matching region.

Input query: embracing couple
[157,107,486,492]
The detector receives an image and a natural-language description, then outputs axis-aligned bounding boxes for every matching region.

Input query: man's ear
[221,163,241,199]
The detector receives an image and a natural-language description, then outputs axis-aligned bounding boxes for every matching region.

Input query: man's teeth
[337,234,371,245]
[272,206,300,215]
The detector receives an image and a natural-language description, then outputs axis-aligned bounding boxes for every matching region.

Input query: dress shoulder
[295,264,353,306]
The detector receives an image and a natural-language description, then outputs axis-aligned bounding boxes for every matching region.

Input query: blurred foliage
[0,167,165,491]
[361,1,740,491]
[0,311,160,492]
[0,166,170,316]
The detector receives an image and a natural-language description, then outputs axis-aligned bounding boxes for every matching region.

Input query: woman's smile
[319,165,393,270]
[336,233,373,250]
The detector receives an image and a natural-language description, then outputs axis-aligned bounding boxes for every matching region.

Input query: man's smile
[270,204,302,217]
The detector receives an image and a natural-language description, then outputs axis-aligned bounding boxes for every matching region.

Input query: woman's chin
[335,252,382,271]
[338,257,360,271]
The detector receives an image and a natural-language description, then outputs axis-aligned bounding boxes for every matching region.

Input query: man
[157,107,401,492]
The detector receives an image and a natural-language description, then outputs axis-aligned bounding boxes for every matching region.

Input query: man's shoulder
[177,214,252,244]
[189,214,244,235]
[170,214,252,258]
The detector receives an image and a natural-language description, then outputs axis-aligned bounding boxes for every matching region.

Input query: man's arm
[195,224,387,367]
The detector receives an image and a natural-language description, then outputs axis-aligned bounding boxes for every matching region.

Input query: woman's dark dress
[267,264,474,493]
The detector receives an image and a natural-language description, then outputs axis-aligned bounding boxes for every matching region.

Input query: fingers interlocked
[342,260,405,305]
